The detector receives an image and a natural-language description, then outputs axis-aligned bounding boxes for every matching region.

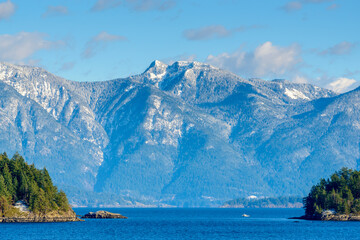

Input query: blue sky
[0,0,359,92]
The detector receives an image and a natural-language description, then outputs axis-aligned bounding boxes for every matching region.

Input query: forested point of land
[223,196,303,208]
[0,152,70,217]
[304,168,360,217]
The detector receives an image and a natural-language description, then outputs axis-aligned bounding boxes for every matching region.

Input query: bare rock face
[82,211,127,219]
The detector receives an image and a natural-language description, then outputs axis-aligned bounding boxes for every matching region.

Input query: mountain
[1,60,356,207]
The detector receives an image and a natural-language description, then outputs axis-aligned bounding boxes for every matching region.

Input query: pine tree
[0,152,71,216]
[305,168,360,216]
[3,163,15,200]
[0,195,10,216]
[0,175,10,199]
[55,190,70,212]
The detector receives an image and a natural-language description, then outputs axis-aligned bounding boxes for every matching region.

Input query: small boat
[242,214,250,217]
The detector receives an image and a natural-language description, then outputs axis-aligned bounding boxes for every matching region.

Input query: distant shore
[222,196,303,209]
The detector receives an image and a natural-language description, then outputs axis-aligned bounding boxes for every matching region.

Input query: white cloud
[42,6,69,18]
[82,32,127,59]
[0,0,15,20]
[320,41,356,56]
[326,77,357,93]
[206,41,302,78]
[0,32,64,62]
[253,42,301,76]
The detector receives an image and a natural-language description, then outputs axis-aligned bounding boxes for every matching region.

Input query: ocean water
[1,208,360,239]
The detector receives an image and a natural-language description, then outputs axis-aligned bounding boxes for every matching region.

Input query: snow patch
[153,96,161,109]
[247,195,257,199]
[353,122,360,129]
[284,88,310,100]
[149,71,166,80]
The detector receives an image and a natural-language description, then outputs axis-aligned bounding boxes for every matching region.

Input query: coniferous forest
[0,152,70,217]
[223,196,303,208]
[304,168,360,217]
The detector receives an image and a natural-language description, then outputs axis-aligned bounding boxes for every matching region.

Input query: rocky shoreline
[0,216,81,223]
[0,210,128,223]
[82,210,127,219]
[290,214,360,221]
[0,210,82,223]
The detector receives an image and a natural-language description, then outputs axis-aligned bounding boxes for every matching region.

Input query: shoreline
[289,214,360,221]
[0,216,82,223]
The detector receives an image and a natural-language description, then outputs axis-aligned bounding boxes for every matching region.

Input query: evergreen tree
[304,168,360,216]
[0,175,10,199]
[3,163,15,200]
[0,195,9,216]
[0,152,71,215]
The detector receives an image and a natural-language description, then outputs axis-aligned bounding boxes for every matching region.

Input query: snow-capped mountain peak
[142,60,168,85]
[0,60,351,207]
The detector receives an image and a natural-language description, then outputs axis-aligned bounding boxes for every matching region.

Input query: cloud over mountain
[0,32,64,62]
[206,41,301,78]
[327,77,357,93]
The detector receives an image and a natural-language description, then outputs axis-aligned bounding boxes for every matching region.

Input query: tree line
[224,196,303,208]
[0,152,70,216]
[304,167,360,216]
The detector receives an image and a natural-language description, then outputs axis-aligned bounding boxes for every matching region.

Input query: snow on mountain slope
[0,62,108,148]
[0,81,100,190]
[0,60,344,206]
[254,87,360,195]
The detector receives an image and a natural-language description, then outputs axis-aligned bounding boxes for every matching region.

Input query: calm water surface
[1,208,360,239]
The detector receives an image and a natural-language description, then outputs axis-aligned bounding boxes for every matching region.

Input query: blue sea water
[1,208,360,239]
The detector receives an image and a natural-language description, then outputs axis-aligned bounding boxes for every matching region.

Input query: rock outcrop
[291,213,360,221]
[82,210,127,219]
[0,210,81,223]
[322,214,360,221]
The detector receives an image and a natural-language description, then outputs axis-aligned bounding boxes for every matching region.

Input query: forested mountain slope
[2,60,356,207]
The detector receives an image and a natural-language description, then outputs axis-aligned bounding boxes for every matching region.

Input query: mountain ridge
[1,60,356,207]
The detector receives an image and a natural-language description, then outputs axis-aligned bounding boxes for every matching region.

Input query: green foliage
[304,167,360,216]
[0,152,71,216]
[224,196,303,208]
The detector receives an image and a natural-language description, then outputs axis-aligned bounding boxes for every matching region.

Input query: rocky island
[82,210,127,219]
[0,153,80,223]
[294,168,360,221]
